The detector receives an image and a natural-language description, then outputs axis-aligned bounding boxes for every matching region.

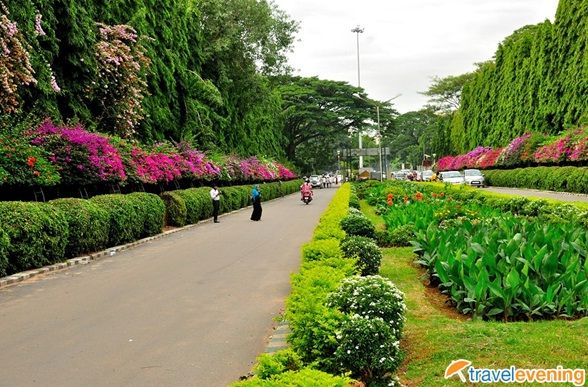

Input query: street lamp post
[351,25,364,169]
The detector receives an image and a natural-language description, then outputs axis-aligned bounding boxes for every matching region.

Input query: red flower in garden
[432,192,438,199]
[33,170,40,177]
[387,193,394,201]
[387,198,393,206]
[27,156,37,168]
[415,192,423,201]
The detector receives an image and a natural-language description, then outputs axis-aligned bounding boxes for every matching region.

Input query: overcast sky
[272,0,560,114]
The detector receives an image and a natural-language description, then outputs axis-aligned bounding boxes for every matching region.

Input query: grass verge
[380,247,588,386]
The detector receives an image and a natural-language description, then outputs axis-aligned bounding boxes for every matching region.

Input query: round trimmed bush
[340,235,382,275]
[340,213,376,239]
[334,315,403,385]
[49,198,110,257]
[161,191,187,227]
[127,192,165,237]
[174,188,210,224]
[0,202,69,276]
[91,194,143,246]
[328,275,406,339]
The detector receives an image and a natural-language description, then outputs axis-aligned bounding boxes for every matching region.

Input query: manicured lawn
[381,247,588,386]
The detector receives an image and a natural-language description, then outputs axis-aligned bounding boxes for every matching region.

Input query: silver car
[439,171,465,184]
[464,169,485,187]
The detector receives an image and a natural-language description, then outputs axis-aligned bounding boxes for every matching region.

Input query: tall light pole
[351,25,364,169]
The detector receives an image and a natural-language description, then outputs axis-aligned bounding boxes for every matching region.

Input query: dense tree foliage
[274,76,396,173]
[452,0,587,153]
[1,0,297,160]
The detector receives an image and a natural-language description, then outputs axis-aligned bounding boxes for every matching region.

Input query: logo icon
[445,359,472,382]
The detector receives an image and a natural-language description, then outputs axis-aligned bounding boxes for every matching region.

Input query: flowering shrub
[276,163,296,179]
[0,6,37,113]
[239,156,276,180]
[477,147,504,169]
[0,133,60,186]
[334,315,403,384]
[176,142,221,180]
[328,275,406,339]
[496,133,531,166]
[534,136,571,164]
[92,23,150,137]
[30,120,127,184]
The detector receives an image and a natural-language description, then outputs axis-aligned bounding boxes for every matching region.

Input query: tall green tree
[274,76,396,171]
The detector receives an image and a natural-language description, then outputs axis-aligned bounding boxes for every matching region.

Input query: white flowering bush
[334,315,403,384]
[328,275,406,340]
[340,235,382,275]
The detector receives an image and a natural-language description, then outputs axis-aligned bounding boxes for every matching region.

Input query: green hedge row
[282,183,405,385]
[0,180,301,278]
[484,166,588,193]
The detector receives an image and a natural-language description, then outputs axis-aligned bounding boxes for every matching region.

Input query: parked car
[438,171,465,184]
[309,175,321,188]
[464,169,485,187]
[422,170,434,181]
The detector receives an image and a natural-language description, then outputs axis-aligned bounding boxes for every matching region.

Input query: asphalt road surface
[483,186,588,203]
[0,187,337,387]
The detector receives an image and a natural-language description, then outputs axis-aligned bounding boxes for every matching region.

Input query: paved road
[0,187,337,387]
[484,186,588,203]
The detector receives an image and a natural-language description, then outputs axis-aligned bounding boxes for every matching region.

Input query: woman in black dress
[250,185,262,221]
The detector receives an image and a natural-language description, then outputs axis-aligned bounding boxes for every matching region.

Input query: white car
[464,169,485,187]
[422,170,434,181]
[309,175,321,188]
[439,171,465,184]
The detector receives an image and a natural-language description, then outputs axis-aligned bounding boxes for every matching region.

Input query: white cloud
[273,0,559,113]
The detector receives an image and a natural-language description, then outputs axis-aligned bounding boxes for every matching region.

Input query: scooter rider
[300,179,313,200]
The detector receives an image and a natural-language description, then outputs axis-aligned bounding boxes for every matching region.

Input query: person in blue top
[250,184,262,221]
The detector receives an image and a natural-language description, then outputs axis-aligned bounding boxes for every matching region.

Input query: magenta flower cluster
[24,121,295,186]
[437,127,588,171]
[31,120,126,184]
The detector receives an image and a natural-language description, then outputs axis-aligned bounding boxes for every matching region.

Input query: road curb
[265,320,290,354]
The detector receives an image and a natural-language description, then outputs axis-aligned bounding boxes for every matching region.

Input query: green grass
[358,196,588,385]
[381,247,588,386]
[359,200,385,230]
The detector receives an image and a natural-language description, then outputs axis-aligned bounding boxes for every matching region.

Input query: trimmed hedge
[0,202,69,276]
[0,180,302,280]
[484,166,588,193]
[161,191,187,227]
[126,192,165,237]
[49,198,110,257]
[90,194,145,246]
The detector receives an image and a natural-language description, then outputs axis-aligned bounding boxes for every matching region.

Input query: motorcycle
[301,194,312,204]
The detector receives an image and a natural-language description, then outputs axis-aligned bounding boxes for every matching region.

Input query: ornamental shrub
[302,238,342,262]
[126,192,165,237]
[376,224,415,247]
[285,258,356,372]
[174,188,209,224]
[253,349,302,380]
[0,202,69,276]
[334,315,403,385]
[161,191,187,227]
[232,368,353,386]
[90,194,143,246]
[49,198,110,257]
[328,275,406,339]
[340,235,382,276]
[0,228,8,275]
[349,193,360,209]
[340,214,376,239]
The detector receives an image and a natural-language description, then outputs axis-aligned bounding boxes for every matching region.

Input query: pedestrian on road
[250,184,262,221]
[210,184,221,223]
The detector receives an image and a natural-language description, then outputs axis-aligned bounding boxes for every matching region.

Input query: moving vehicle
[301,193,312,204]
[464,169,485,187]
[422,170,434,181]
[438,171,465,184]
[309,175,321,188]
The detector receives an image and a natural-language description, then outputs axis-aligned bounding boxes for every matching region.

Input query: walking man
[210,184,221,223]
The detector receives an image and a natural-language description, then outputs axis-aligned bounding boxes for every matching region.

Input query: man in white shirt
[210,184,221,223]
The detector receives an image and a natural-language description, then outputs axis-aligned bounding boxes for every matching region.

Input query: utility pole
[351,25,364,169]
